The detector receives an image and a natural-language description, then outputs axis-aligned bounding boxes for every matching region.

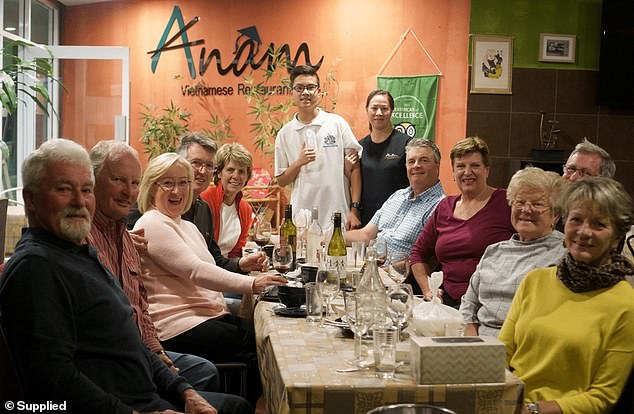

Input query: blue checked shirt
[370,181,445,257]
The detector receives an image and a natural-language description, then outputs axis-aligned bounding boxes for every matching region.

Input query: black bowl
[277,285,306,308]
[299,265,318,283]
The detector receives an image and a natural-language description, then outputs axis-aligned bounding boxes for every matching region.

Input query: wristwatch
[351,201,362,210]
[526,402,540,414]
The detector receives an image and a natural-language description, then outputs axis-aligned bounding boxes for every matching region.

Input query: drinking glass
[386,283,414,342]
[273,245,293,275]
[351,240,366,268]
[344,291,373,365]
[373,238,388,267]
[254,221,272,247]
[387,251,409,284]
[316,266,340,326]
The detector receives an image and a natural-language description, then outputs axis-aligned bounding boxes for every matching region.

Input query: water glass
[387,251,409,284]
[305,282,322,323]
[351,240,366,268]
[444,321,466,336]
[387,283,414,341]
[316,266,340,326]
[373,326,397,379]
[344,290,372,364]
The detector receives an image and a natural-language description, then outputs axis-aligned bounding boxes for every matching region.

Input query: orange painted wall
[62,0,469,194]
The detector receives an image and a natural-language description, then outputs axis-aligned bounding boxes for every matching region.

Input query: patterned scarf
[557,252,634,293]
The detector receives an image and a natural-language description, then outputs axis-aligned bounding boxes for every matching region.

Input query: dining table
[254,298,524,414]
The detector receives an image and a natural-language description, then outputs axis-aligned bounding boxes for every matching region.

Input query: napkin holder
[409,335,505,384]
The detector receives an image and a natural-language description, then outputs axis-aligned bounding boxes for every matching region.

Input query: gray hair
[176,131,217,158]
[23,139,94,194]
[89,140,140,177]
[560,177,634,239]
[507,167,564,215]
[406,138,441,164]
[137,152,194,214]
[570,138,616,178]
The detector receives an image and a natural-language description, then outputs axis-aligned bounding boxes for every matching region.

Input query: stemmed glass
[387,251,409,284]
[344,290,373,365]
[273,245,293,275]
[386,283,414,342]
[254,221,272,247]
[373,238,388,267]
[316,265,340,326]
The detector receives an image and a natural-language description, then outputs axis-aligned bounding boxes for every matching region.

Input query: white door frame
[17,45,130,187]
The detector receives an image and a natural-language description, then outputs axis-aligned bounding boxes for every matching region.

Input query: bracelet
[526,402,540,414]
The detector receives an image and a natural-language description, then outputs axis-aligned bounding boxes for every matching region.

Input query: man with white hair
[562,138,615,181]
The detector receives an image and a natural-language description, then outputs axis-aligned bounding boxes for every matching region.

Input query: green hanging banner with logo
[376,75,439,140]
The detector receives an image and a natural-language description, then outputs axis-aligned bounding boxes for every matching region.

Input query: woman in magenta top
[410,137,514,307]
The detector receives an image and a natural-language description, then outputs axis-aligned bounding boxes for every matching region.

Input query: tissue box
[410,335,505,384]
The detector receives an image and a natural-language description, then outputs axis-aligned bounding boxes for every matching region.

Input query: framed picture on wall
[470,35,513,94]
[539,33,576,63]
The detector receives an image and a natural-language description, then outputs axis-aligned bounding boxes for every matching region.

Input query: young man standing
[275,65,363,229]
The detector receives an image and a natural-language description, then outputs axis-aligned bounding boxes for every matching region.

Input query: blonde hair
[560,177,634,239]
[450,136,491,167]
[507,167,564,215]
[137,152,194,214]
[214,143,253,185]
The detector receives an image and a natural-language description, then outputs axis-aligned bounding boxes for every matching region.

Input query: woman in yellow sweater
[499,177,634,414]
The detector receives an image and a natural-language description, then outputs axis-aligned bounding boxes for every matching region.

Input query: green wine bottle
[327,211,347,285]
[279,204,297,271]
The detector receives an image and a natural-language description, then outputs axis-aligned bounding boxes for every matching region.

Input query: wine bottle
[279,204,297,271]
[306,207,323,265]
[327,211,347,285]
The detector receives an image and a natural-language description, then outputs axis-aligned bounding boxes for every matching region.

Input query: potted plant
[139,101,191,159]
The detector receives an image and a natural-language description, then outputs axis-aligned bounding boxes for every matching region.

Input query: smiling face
[219,160,249,200]
[367,94,393,132]
[406,146,439,194]
[510,189,556,241]
[291,74,321,114]
[452,151,490,196]
[152,164,191,219]
[94,152,141,221]
[564,201,620,266]
[25,162,95,244]
[185,143,216,198]
[563,152,602,182]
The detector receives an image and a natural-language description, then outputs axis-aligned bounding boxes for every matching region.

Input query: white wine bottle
[279,204,297,271]
[306,207,322,265]
[327,211,347,285]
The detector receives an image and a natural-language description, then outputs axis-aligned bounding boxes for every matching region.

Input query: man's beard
[59,207,92,242]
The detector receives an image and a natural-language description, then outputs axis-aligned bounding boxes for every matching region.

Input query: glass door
[17,45,129,187]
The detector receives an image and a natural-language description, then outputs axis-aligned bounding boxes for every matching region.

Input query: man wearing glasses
[274,65,363,229]
[562,138,615,182]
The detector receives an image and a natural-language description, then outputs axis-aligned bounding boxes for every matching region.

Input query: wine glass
[254,221,272,247]
[344,290,373,365]
[387,251,409,284]
[386,283,414,342]
[273,245,293,275]
[316,266,340,326]
[374,238,388,267]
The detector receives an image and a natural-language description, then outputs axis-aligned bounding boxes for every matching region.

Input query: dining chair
[214,362,248,399]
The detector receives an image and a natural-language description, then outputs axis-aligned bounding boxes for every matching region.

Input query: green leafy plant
[0,39,60,117]
[202,113,234,145]
[139,101,191,159]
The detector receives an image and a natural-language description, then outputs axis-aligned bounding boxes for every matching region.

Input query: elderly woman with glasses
[460,167,566,337]
[200,143,254,258]
[499,177,634,414]
[133,152,286,405]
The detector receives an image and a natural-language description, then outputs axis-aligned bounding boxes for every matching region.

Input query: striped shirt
[88,209,163,352]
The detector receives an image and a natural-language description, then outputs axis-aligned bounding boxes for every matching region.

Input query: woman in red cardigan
[200,143,254,258]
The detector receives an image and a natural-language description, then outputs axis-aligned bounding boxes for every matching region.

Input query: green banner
[376,75,439,140]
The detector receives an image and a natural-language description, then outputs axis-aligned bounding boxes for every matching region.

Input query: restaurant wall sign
[148,5,324,98]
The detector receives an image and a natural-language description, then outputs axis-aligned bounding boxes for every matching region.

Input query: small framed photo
[539,33,576,63]
[470,35,513,94]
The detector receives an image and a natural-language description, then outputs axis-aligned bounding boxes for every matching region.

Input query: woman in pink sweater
[133,152,285,405]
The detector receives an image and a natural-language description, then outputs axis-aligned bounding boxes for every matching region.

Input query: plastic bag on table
[412,271,462,336]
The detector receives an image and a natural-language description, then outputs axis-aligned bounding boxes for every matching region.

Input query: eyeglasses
[155,178,191,192]
[562,165,597,178]
[292,84,319,93]
[190,159,216,173]
[511,199,550,213]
